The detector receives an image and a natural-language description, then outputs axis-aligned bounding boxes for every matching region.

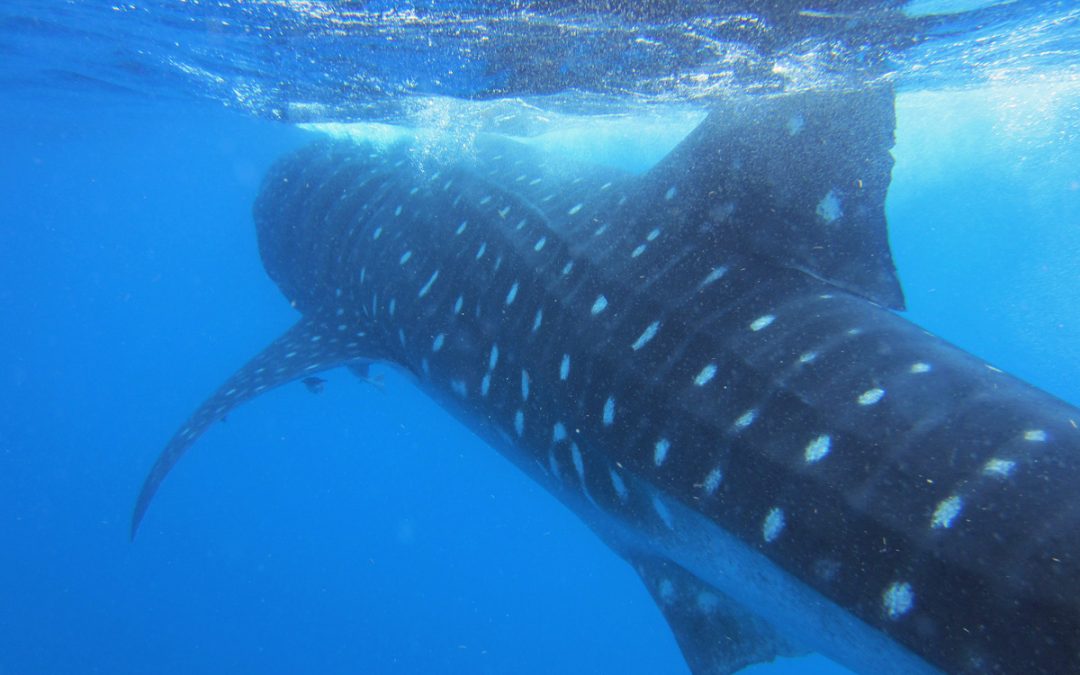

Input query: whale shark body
[132,88,1080,674]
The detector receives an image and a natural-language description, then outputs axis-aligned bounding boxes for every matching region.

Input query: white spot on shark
[931,495,963,529]
[858,388,885,406]
[632,321,660,351]
[983,458,1016,478]
[553,422,567,443]
[372,227,383,240]
[591,295,608,315]
[733,409,757,431]
[506,281,520,305]
[548,449,561,480]
[399,251,412,265]
[514,410,524,437]
[786,114,805,136]
[453,295,464,314]
[1024,429,1047,442]
[455,220,468,235]
[476,242,487,260]
[699,266,727,289]
[432,334,445,352]
[816,190,842,223]
[750,315,775,331]
[560,354,570,380]
[653,438,671,466]
[488,344,499,371]
[610,470,628,502]
[570,443,585,481]
[602,397,615,426]
[451,379,467,397]
[910,362,932,373]
[631,244,646,258]
[568,203,583,215]
[697,592,719,613]
[763,507,786,542]
[694,364,718,387]
[804,435,832,463]
[658,578,675,604]
[532,309,543,333]
[883,582,914,620]
[646,228,661,241]
[481,373,491,397]
[665,186,677,200]
[534,236,547,252]
[521,370,530,401]
[703,468,723,495]
[418,270,439,298]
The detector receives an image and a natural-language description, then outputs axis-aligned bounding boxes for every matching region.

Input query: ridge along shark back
[131,87,1080,674]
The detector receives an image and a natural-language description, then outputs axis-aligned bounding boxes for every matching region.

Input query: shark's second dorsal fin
[130,318,379,539]
[632,556,805,674]
[639,86,904,309]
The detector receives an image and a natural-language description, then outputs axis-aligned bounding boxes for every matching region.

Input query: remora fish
[131,88,1080,674]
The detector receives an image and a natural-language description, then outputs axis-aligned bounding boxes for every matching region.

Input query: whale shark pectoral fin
[130,318,379,540]
[632,556,805,675]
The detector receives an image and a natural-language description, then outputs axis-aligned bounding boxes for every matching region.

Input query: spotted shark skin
[132,88,1080,674]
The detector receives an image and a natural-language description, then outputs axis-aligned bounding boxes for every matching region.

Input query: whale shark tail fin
[130,318,379,539]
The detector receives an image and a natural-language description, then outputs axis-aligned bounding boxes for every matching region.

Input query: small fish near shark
[301,375,327,393]
[131,87,1080,674]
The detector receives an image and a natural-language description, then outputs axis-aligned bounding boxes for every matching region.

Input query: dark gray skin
[133,88,1080,674]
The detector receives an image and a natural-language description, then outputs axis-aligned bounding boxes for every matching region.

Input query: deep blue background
[0,83,1076,674]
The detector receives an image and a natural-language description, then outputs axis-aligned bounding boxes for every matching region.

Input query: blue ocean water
[1,2,1078,674]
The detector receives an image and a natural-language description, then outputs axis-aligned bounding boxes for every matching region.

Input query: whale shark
[132,87,1080,674]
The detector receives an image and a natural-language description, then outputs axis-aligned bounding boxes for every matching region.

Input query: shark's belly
[395,247,1080,673]
[584,468,943,675]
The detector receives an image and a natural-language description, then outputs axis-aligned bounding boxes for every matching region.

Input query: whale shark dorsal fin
[633,556,805,674]
[639,85,904,309]
[130,318,379,539]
